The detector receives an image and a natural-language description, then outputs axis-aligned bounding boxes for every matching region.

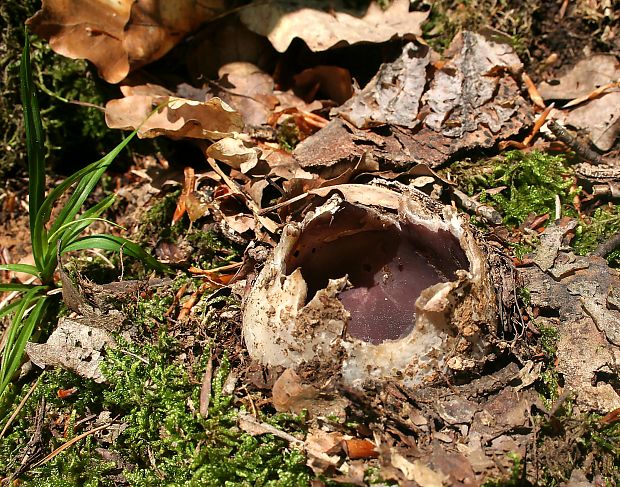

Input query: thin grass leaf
[53,194,117,246]
[20,32,46,269]
[0,295,47,398]
[0,283,40,292]
[0,300,26,319]
[47,133,135,239]
[0,264,40,277]
[0,289,42,385]
[63,235,169,273]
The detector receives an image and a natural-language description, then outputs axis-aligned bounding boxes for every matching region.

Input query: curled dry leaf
[271,368,349,418]
[391,453,449,487]
[422,30,524,137]
[520,234,620,411]
[239,0,427,52]
[105,87,244,139]
[28,0,227,84]
[206,137,261,173]
[243,181,497,387]
[563,92,620,151]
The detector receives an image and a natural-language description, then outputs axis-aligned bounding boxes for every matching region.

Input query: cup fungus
[242,182,497,386]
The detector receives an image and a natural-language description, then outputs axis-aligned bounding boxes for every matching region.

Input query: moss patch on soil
[0,292,311,485]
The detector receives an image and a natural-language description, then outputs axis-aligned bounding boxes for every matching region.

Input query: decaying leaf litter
[1,0,620,484]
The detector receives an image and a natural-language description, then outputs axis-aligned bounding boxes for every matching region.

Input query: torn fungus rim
[242,182,497,387]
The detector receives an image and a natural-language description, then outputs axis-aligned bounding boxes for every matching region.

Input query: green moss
[573,204,620,267]
[186,229,242,269]
[478,151,574,226]
[447,151,575,227]
[422,0,538,55]
[536,324,561,408]
[276,120,301,153]
[0,293,311,486]
[136,190,183,246]
[100,333,310,486]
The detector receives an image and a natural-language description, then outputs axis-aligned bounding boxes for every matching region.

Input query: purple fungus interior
[285,203,469,344]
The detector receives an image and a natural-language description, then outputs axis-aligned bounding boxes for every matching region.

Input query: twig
[8,397,47,481]
[593,231,620,258]
[563,81,620,108]
[0,374,42,440]
[522,72,545,109]
[451,188,503,224]
[33,423,111,468]
[547,120,605,165]
[237,412,303,446]
[522,103,554,146]
[188,262,242,275]
[199,354,213,418]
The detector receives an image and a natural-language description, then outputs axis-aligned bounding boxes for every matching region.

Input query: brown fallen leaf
[296,32,533,170]
[422,30,524,137]
[105,87,244,140]
[537,54,620,101]
[391,453,449,486]
[564,92,620,151]
[206,137,261,173]
[28,0,228,83]
[239,0,427,53]
[26,318,116,383]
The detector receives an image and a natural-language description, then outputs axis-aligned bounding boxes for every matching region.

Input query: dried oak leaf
[28,0,227,83]
[206,137,261,173]
[105,85,244,139]
[421,30,524,138]
[520,250,620,411]
[537,54,620,100]
[239,0,427,53]
[563,92,620,151]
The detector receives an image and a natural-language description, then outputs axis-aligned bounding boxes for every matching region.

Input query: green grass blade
[0,294,47,399]
[0,264,40,277]
[34,133,136,281]
[62,235,168,273]
[0,283,40,292]
[51,194,117,245]
[47,132,135,239]
[0,299,26,319]
[20,32,46,268]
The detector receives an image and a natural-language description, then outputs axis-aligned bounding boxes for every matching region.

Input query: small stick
[199,354,213,418]
[593,231,620,258]
[547,120,605,165]
[33,423,111,468]
[452,188,503,224]
[0,375,42,439]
